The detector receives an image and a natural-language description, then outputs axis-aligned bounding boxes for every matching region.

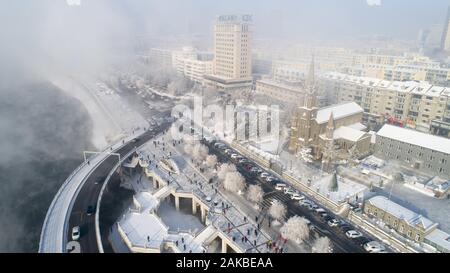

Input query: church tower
[295,56,319,149]
[321,112,336,172]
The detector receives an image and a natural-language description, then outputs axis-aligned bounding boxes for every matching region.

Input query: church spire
[327,112,335,129]
[326,112,335,139]
[305,54,315,90]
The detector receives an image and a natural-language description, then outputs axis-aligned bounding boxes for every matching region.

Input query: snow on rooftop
[425,229,450,252]
[316,102,363,124]
[367,196,435,230]
[347,122,367,131]
[333,126,367,142]
[134,192,159,211]
[119,212,168,249]
[377,124,450,154]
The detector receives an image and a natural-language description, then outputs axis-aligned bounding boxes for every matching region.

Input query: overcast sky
[1,0,449,77]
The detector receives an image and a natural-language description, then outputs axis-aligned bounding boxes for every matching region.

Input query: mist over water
[0,77,93,252]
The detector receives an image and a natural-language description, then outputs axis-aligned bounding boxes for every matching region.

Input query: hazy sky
[1,0,449,77]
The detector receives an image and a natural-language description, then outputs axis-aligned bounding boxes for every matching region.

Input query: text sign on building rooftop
[218,14,252,23]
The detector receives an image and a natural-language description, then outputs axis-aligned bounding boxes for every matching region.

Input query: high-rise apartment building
[204,14,253,91]
[441,7,450,52]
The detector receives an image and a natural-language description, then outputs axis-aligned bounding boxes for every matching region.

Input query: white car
[291,193,304,200]
[345,230,363,239]
[315,207,326,214]
[260,172,270,178]
[284,187,295,195]
[71,226,80,241]
[265,176,275,182]
[274,183,286,191]
[231,154,240,159]
[327,219,341,227]
[363,241,386,253]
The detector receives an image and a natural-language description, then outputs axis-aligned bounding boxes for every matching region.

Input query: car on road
[238,158,249,164]
[283,187,295,196]
[314,207,326,214]
[230,153,240,159]
[274,183,287,191]
[86,205,95,216]
[71,226,80,241]
[224,149,233,155]
[264,176,275,182]
[260,172,270,179]
[339,224,354,233]
[250,167,260,173]
[291,193,304,201]
[345,230,363,239]
[214,142,226,149]
[327,218,342,227]
[354,236,372,247]
[131,138,140,143]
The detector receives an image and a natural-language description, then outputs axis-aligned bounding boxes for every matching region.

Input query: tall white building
[204,14,253,91]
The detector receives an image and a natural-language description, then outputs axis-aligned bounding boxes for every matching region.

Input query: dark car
[132,138,140,143]
[86,205,95,216]
[95,176,106,185]
[353,236,372,246]
[339,224,354,233]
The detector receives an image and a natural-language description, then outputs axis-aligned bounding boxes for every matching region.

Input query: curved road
[66,121,172,253]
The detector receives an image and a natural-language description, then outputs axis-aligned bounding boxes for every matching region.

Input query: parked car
[291,193,304,201]
[314,208,326,214]
[354,236,372,247]
[265,176,276,182]
[327,219,341,227]
[339,224,354,233]
[214,142,226,149]
[238,158,249,164]
[71,226,80,241]
[275,183,287,191]
[345,230,363,239]
[284,187,295,196]
[260,172,270,179]
[250,167,260,173]
[224,149,233,155]
[230,153,240,159]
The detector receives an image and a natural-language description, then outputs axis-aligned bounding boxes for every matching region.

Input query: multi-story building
[203,14,253,92]
[148,48,174,68]
[374,124,450,178]
[180,58,213,84]
[441,6,450,52]
[364,196,438,243]
[321,72,450,135]
[172,47,198,73]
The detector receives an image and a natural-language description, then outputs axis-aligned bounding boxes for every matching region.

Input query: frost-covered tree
[328,172,339,192]
[312,237,332,253]
[217,163,237,181]
[269,200,286,221]
[280,216,309,244]
[192,144,209,161]
[205,155,218,168]
[223,171,245,194]
[184,143,193,155]
[246,184,264,204]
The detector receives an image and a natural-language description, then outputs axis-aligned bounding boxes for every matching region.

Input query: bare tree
[223,171,245,194]
[280,216,309,245]
[246,184,264,204]
[269,200,286,222]
[312,237,332,253]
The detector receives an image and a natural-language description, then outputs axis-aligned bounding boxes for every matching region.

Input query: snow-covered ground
[50,75,148,150]
[157,199,205,234]
[343,156,450,233]
[50,75,121,149]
